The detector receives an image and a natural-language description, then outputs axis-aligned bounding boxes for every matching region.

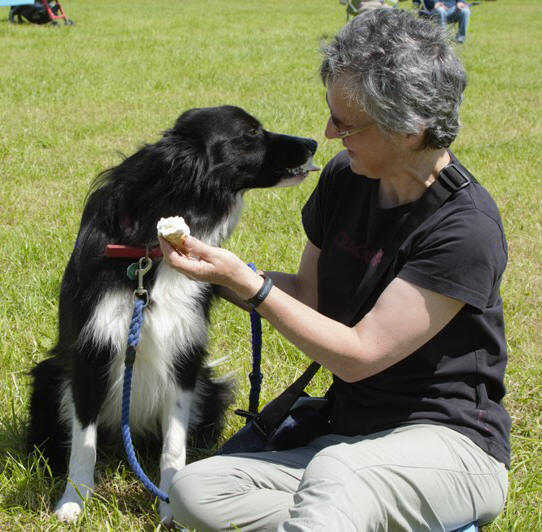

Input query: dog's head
[162,105,319,192]
[96,106,319,244]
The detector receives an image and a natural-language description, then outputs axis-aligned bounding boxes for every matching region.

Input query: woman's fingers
[159,237,211,277]
[159,235,239,284]
[159,236,258,297]
[180,236,211,258]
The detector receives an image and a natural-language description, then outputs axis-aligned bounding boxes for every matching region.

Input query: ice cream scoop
[157,216,191,251]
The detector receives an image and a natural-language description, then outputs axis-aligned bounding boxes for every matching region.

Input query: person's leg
[279,425,508,532]
[431,6,448,27]
[455,5,471,42]
[445,5,471,42]
[168,445,320,531]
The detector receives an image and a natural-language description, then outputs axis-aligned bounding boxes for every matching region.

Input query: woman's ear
[404,131,426,151]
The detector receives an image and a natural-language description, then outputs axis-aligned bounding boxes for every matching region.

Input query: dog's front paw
[159,500,175,527]
[54,500,83,522]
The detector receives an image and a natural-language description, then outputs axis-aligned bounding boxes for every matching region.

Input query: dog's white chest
[83,262,210,434]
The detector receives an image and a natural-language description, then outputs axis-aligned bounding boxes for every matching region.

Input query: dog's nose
[274,133,318,156]
[304,138,318,155]
[293,136,317,154]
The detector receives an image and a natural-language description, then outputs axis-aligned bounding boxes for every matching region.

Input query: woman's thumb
[183,236,211,258]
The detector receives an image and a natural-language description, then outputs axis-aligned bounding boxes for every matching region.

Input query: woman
[161,9,510,531]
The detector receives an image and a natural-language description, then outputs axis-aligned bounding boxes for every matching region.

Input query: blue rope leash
[121,296,170,503]
[121,262,263,502]
[247,262,263,415]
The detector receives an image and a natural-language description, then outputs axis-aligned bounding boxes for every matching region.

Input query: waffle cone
[164,233,188,251]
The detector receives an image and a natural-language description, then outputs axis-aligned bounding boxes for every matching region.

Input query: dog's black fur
[27,105,317,521]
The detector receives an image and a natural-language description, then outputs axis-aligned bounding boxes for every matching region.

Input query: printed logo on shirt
[335,231,383,267]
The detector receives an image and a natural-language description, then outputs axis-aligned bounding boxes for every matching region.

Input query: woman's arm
[255,275,464,382]
[216,240,320,311]
[160,236,463,382]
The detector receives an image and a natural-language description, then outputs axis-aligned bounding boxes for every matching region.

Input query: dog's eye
[248,128,258,136]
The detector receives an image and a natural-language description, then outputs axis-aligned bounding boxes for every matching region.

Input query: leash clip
[133,254,153,307]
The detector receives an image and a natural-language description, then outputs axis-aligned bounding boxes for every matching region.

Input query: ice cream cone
[164,232,188,252]
[157,216,191,252]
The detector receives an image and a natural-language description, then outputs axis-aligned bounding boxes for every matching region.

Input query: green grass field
[1,0,540,529]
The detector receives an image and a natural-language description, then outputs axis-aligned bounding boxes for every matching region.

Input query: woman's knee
[292,445,387,530]
[302,444,381,504]
[168,464,210,529]
[168,459,239,530]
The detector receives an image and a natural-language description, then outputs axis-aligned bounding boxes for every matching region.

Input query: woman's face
[324,80,405,178]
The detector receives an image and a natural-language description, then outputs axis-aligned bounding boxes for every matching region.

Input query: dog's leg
[158,386,194,525]
[54,415,97,522]
[54,344,109,522]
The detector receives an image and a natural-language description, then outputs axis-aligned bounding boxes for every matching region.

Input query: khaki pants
[169,424,508,531]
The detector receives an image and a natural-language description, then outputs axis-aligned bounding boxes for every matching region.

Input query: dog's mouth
[277,157,321,187]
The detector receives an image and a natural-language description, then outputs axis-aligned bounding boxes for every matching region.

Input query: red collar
[104,244,163,259]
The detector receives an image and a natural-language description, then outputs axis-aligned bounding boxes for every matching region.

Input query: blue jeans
[432,5,471,42]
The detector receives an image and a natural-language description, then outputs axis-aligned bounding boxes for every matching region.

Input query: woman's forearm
[218,271,313,310]
[250,282,368,382]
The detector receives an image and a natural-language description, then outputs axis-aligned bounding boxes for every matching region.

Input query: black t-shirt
[302,150,511,467]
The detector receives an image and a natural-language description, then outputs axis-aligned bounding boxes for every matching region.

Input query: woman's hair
[320,9,467,149]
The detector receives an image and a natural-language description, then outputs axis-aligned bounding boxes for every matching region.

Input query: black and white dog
[27,105,318,523]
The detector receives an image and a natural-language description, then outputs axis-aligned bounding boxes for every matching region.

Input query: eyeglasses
[329,116,374,139]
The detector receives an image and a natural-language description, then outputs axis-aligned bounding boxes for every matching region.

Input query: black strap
[349,161,472,324]
[252,361,321,439]
[251,160,472,440]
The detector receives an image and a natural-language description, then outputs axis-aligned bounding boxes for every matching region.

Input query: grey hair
[320,9,467,149]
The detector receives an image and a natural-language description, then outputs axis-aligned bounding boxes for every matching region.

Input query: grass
[0,0,540,529]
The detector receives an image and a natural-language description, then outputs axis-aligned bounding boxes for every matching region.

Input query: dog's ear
[82,174,132,242]
[155,135,212,198]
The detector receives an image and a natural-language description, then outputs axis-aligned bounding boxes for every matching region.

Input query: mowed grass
[0,0,540,529]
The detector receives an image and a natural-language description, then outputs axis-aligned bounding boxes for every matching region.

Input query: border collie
[28,105,318,523]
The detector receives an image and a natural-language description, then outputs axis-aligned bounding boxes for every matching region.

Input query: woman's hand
[159,236,262,300]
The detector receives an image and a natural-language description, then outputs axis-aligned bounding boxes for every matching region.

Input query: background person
[161,9,509,531]
[424,0,471,43]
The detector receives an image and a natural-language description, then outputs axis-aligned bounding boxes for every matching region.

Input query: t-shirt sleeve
[398,208,507,312]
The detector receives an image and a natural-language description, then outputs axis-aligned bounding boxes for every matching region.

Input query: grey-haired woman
[162,9,509,531]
